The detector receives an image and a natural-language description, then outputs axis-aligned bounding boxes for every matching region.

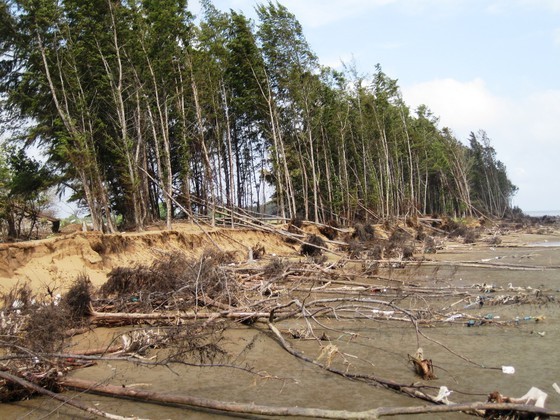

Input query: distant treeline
[0,0,517,232]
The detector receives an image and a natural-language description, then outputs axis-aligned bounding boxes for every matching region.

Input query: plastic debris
[488,387,547,408]
[501,366,515,374]
[464,295,485,309]
[11,299,24,309]
[371,309,394,317]
[434,386,453,404]
[515,387,547,408]
[553,383,560,395]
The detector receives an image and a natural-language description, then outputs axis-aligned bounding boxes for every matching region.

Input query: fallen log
[60,377,560,418]
[71,344,123,356]
[90,307,271,321]
[421,260,554,271]
[375,402,560,418]
[266,322,434,403]
[61,377,377,419]
[0,371,135,420]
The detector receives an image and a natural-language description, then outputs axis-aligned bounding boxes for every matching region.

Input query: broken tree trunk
[59,377,560,419]
[266,322,435,403]
[0,371,134,420]
[61,377,377,419]
[90,307,272,321]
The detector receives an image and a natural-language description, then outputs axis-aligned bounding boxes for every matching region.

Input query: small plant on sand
[352,223,375,242]
[463,228,480,244]
[300,234,325,257]
[319,219,339,240]
[264,257,288,277]
[62,274,93,324]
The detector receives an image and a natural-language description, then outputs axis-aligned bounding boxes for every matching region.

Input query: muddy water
[4,234,560,419]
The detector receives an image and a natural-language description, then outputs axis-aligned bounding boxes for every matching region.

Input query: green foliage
[467,130,517,216]
[0,0,518,232]
[0,144,55,239]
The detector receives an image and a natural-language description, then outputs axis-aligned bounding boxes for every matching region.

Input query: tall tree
[256,1,319,219]
[0,0,519,232]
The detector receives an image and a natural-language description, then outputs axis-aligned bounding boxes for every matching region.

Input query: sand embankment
[0,223,298,294]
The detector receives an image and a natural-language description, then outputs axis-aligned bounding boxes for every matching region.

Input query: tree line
[0,0,517,234]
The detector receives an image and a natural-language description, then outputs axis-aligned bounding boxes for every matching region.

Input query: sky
[193,0,560,212]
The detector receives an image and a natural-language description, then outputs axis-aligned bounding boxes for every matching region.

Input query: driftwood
[408,348,436,380]
[3,222,559,418]
[0,371,135,420]
[70,344,123,356]
[421,260,555,271]
[90,307,272,321]
[266,322,439,404]
[2,369,559,419]
[59,377,560,419]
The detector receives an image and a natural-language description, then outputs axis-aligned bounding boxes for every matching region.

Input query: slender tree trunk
[149,78,172,227]
[221,82,236,222]
[39,32,117,232]
[103,1,142,230]
[174,64,192,220]
[189,63,215,223]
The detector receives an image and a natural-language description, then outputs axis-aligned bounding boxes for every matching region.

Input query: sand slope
[0,223,298,295]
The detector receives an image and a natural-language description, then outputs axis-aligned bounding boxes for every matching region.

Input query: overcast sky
[193,0,560,212]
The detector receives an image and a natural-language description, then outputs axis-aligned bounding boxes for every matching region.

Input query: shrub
[352,223,375,242]
[319,225,337,240]
[463,228,479,244]
[301,234,325,256]
[62,274,92,323]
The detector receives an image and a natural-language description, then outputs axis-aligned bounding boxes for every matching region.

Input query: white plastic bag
[501,365,515,374]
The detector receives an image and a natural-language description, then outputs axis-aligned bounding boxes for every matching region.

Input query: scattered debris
[408,348,436,380]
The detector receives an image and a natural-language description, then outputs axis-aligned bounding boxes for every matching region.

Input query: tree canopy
[0,0,517,231]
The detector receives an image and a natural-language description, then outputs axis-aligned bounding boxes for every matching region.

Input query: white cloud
[402,78,560,210]
[515,0,560,12]
[320,52,357,70]
[519,89,560,145]
[554,28,560,46]
[274,0,395,28]
[402,78,510,140]
[486,0,560,14]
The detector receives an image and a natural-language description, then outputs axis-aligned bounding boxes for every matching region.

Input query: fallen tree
[55,377,560,419]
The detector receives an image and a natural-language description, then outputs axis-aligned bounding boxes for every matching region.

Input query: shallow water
[4,234,560,419]
[529,241,560,247]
